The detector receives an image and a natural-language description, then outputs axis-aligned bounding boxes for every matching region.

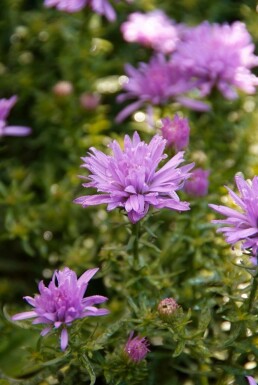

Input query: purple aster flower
[74,132,194,223]
[209,174,258,259]
[12,267,109,350]
[161,115,190,152]
[116,55,209,122]
[246,377,257,385]
[184,168,209,197]
[0,96,31,137]
[124,332,149,362]
[173,21,258,99]
[121,10,179,54]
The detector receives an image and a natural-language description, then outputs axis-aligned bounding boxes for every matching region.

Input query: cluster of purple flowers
[118,15,258,121]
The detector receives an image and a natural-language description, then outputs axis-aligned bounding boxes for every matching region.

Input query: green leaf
[80,354,96,385]
[173,340,185,357]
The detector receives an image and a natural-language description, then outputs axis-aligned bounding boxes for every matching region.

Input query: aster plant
[173,21,258,99]
[12,267,109,350]
[74,131,194,223]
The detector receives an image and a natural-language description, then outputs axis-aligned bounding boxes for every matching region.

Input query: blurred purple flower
[44,0,122,21]
[116,55,208,122]
[74,132,194,223]
[209,174,258,259]
[124,332,149,362]
[173,21,258,99]
[0,96,31,137]
[161,115,190,151]
[121,10,179,53]
[12,267,109,350]
[246,377,257,385]
[184,168,209,197]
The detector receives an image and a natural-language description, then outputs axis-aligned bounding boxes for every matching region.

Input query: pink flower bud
[161,114,190,151]
[80,93,101,110]
[52,81,73,97]
[184,168,209,197]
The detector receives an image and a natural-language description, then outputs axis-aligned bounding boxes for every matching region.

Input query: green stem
[132,222,140,267]
[248,275,258,312]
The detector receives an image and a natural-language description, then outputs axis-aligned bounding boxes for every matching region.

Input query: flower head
[173,21,258,99]
[121,10,179,53]
[44,0,121,21]
[184,168,209,197]
[12,267,109,350]
[209,174,258,258]
[161,115,190,151]
[124,332,149,362]
[74,132,194,223]
[116,55,201,122]
[0,96,31,137]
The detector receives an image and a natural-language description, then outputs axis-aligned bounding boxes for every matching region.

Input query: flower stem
[247,275,258,312]
[132,222,140,267]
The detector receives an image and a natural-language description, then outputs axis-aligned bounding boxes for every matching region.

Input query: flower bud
[158,298,180,321]
[80,92,100,110]
[161,114,190,151]
[124,332,149,363]
[52,81,73,97]
[184,168,209,197]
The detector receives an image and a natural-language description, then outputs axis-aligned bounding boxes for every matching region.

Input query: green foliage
[1,0,258,384]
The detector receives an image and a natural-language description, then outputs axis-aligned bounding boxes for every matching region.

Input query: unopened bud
[52,81,73,97]
[158,298,180,321]
[80,92,100,110]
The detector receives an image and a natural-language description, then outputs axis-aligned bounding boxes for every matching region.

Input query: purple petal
[78,268,99,286]
[115,100,143,123]
[12,310,37,321]
[41,326,52,336]
[4,125,32,136]
[73,194,111,207]
[246,377,257,385]
[176,96,211,112]
[83,307,110,317]
[83,295,108,306]
[60,328,69,351]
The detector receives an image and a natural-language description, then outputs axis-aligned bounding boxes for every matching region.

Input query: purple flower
[121,10,179,53]
[12,267,109,350]
[44,0,121,21]
[74,132,194,223]
[124,332,149,362]
[184,168,209,197]
[116,55,209,122]
[209,174,258,258]
[246,377,257,385]
[161,115,190,151]
[0,96,31,137]
[173,21,258,99]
